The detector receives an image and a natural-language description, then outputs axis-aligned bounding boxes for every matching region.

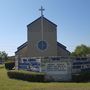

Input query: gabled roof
[15,41,69,53]
[57,42,66,50]
[27,16,57,27]
[57,42,70,53]
[17,42,28,51]
[15,42,28,54]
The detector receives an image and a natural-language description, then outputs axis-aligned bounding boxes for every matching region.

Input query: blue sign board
[72,60,90,72]
[19,58,41,72]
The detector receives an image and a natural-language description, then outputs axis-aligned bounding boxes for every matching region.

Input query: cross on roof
[39,6,45,16]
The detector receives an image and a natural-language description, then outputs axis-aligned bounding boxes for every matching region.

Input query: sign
[19,58,41,72]
[46,62,67,71]
[41,58,69,74]
[18,57,71,74]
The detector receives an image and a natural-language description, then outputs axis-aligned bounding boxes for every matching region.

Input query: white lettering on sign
[46,63,67,71]
[41,62,68,74]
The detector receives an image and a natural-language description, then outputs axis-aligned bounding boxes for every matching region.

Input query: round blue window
[38,41,47,50]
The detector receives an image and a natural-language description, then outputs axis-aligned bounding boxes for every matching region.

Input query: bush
[5,61,15,70]
[7,70,45,82]
[72,71,90,82]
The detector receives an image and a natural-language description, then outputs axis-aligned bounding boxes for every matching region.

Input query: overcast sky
[0,0,90,56]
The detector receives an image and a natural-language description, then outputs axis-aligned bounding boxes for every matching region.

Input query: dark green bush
[72,71,90,82]
[7,70,45,82]
[5,61,15,70]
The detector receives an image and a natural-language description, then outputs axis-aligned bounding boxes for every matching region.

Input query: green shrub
[7,70,45,82]
[5,61,15,70]
[72,71,90,82]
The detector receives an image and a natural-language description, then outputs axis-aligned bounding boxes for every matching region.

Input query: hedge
[72,71,90,82]
[5,61,15,70]
[7,70,45,82]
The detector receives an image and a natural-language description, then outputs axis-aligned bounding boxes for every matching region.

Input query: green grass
[0,67,90,90]
[0,64,4,69]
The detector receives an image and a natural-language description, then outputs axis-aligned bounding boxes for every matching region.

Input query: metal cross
[39,6,45,16]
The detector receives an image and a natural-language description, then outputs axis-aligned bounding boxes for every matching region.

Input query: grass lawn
[0,66,90,90]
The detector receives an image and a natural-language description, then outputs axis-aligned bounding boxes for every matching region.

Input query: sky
[0,0,90,56]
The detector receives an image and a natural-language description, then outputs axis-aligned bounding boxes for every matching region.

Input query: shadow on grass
[7,76,90,83]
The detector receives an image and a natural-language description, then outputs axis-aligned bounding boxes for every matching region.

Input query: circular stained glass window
[38,41,47,50]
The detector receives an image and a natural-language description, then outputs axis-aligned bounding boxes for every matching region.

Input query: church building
[15,7,71,81]
[15,7,70,59]
[15,7,90,81]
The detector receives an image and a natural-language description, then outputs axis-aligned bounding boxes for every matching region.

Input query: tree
[0,51,8,63]
[71,44,90,57]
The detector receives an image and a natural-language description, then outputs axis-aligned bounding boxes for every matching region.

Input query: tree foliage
[0,51,8,62]
[71,44,90,57]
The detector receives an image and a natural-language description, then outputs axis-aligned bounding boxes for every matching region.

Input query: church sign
[17,57,72,81]
[41,57,70,74]
[18,57,71,74]
[72,58,90,74]
[18,58,41,72]
[40,57,72,81]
